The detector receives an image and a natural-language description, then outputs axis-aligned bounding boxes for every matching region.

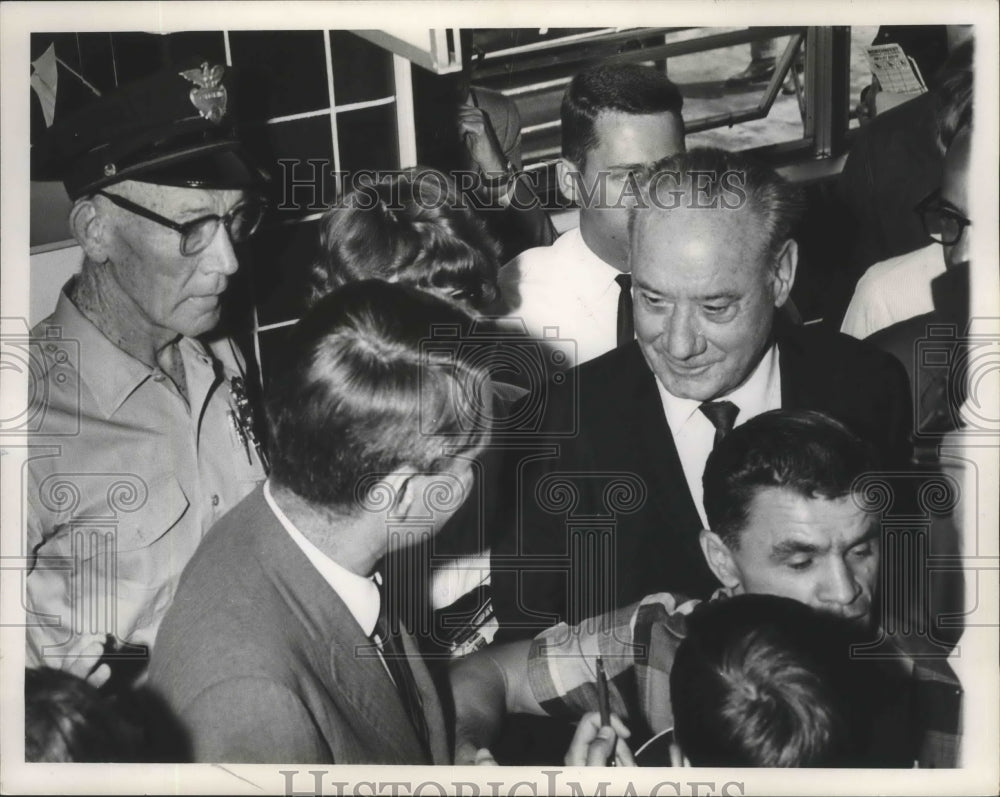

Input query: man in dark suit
[149,280,494,763]
[491,148,913,639]
[461,411,958,769]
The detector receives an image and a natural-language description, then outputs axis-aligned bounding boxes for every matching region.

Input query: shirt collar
[263,480,381,636]
[566,227,628,297]
[46,282,214,418]
[658,343,780,432]
[47,285,151,417]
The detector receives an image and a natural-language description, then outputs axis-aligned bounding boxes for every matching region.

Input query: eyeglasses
[915,189,971,247]
[96,189,267,256]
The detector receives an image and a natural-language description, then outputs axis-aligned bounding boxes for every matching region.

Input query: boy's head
[25,667,141,762]
[670,594,881,767]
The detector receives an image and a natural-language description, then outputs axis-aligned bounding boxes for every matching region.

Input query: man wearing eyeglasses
[867,122,971,439]
[841,39,972,339]
[25,61,269,687]
[851,45,972,650]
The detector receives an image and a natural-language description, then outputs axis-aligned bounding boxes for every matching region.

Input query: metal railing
[473,26,853,181]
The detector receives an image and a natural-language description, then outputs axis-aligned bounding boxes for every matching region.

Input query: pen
[596,657,616,766]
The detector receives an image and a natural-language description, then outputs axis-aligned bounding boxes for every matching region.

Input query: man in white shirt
[499,63,685,366]
[149,281,494,763]
[491,148,913,639]
[840,38,973,340]
[840,243,946,339]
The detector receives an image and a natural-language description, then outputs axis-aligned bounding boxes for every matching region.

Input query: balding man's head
[627,148,803,401]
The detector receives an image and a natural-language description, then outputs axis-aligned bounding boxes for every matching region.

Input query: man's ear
[361,466,418,516]
[771,238,798,308]
[69,198,110,263]
[556,158,581,204]
[699,529,741,591]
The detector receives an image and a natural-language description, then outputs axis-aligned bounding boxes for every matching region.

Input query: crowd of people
[23,28,974,769]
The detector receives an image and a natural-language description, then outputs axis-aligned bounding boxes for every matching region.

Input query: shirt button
[152,371,165,382]
[211,494,220,507]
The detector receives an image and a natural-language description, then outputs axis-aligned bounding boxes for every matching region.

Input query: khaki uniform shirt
[25,288,266,677]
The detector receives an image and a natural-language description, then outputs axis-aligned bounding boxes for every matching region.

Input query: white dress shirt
[499,227,626,367]
[841,243,945,339]
[263,480,380,637]
[656,345,782,527]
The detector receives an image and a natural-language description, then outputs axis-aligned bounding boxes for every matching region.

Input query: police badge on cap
[180,62,228,124]
[33,58,269,199]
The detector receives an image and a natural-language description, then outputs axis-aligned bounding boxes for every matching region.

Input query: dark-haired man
[456,410,960,768]
[491,148,913,638]
[499,63,685,366]
[26,61,269,685]
[150,280,494,764]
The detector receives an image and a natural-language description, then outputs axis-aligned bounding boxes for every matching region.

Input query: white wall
[28,245,83,327]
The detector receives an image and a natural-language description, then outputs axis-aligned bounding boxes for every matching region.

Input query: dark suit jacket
[836,91,943,281]
[492,324,913,640]
[148,487,450,764]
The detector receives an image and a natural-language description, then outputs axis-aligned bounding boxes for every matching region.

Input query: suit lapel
[622,346,702,526]
[776,323,809,409]
[399,628,450,764]
[325,619,431,762]
[252,495,436,763]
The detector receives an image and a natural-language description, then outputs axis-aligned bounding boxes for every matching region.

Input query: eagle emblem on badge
[179,62,228,123]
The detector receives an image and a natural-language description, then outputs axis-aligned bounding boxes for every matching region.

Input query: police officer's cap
[34,59,268,200]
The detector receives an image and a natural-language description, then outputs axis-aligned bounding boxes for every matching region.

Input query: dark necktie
[615,273,634,347]
[371,583,430,756]
[699,400,740,448]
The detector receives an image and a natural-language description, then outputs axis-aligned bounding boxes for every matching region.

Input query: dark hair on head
[267,279,493,509]
[631,147,805,261]
[703,409,876,548]
[25,667,142,762]
[310,167,501,313]
[670,594,876,767]
[934,38,974,151]
[561,63,683,168]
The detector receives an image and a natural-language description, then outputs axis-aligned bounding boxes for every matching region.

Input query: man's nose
[664,305,706,360]
[817,559,862,609]
[202,225,240,277]
[944,232,969,271]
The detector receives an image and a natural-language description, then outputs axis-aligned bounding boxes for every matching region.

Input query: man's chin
[176,308,222,339]
[844,610,875,632]
[657,368,722,402]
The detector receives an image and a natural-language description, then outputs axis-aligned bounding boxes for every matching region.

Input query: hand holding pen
[596,657,615,766]
[564,657,636,767]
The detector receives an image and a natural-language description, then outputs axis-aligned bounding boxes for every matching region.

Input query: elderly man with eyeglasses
[26,60,269,687]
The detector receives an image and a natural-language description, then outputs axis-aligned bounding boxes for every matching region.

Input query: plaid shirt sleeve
[526,592,702,735]
[882,631,963,767]
[910,652,963,767]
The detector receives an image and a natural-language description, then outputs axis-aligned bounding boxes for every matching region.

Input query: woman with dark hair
[310,168,532,667]
[310,167,502,315]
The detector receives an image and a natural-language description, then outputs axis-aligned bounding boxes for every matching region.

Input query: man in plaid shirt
[452,410,962,767]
